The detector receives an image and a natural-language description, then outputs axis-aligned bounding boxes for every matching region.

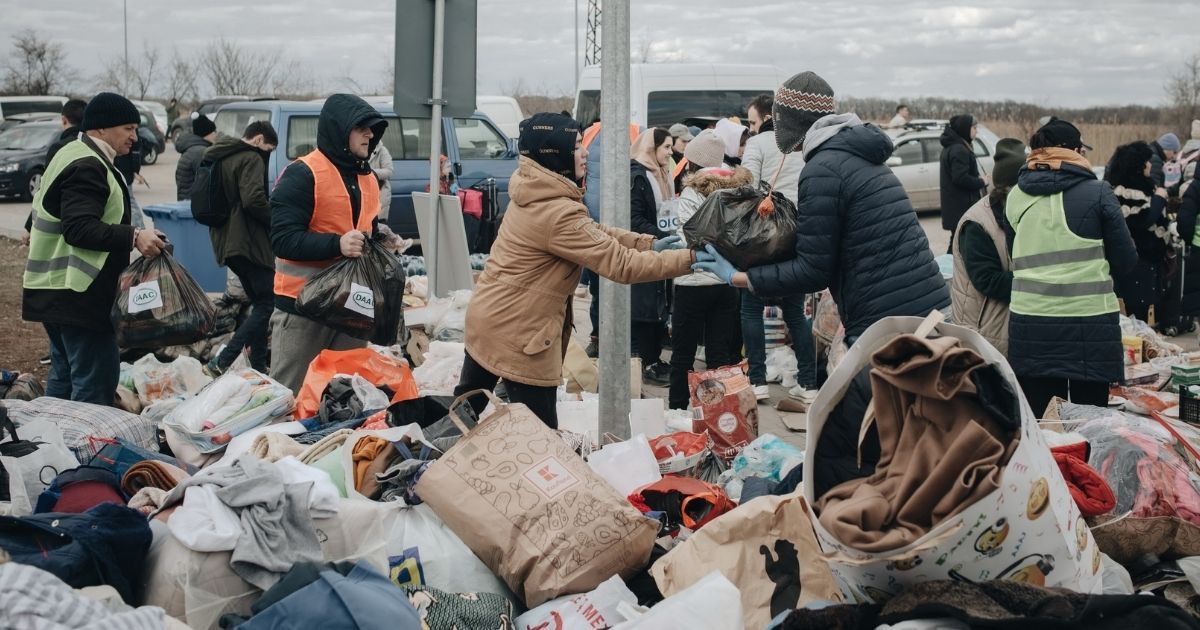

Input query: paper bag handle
[856,310,945,467]
[447,389,503,435]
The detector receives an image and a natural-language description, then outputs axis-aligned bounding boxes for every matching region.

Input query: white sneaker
[788,386,818,403]
[753,385,770,401]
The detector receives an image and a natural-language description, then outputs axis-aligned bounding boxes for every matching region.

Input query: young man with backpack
[195,120,278,376]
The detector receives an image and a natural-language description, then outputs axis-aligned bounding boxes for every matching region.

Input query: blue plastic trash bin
[141,201,227,293]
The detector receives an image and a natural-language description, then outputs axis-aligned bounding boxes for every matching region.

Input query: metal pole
[427,0,446,297]
[573,0,579,87]
[123,0,129,82]
[598,0,631,439]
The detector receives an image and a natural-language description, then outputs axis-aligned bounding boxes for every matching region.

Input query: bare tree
[1166,52,1200,137]
[97,41,161,100]
[270,59,323,100]
[165,49,200,105]
[200,39,280,95]
[1,29,77,95]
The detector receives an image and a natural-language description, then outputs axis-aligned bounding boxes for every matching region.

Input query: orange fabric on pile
[351,436,397,498]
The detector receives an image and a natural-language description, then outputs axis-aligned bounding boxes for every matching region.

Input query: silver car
[885,120,1000,212]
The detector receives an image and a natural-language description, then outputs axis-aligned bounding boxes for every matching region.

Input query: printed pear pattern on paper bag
[444,407,644,578]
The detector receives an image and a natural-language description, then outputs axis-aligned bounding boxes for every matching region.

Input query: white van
[0,96,68,121]
[476,96,524,139]
[573,64,785,128]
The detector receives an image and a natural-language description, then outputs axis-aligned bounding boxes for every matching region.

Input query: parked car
[0,112,60,133]
[0,121,61,201]
[133,100,169,139]
[214,99,518,240]
[885,120,1000,212]
[136,107,167,165]
[0,95,67,121]
[168,96,269,142]
[574,63,785,128]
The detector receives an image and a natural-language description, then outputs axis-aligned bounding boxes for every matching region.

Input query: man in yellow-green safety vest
[22,92,166,406]
[1005,118,1138,418]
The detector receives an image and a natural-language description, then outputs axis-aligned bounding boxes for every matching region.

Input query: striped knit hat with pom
[772,71,836,154]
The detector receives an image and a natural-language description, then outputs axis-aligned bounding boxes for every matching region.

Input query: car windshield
[0,126,59,150]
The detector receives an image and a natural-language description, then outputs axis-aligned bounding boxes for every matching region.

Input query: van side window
[214,110,271,138]
[453,118,506,159]
[284,116,423,161]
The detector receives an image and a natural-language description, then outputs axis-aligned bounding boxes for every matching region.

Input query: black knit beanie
[518,112,581,182]
[192,113,216,137]
[82,92,140,131]
[772,71,836,154]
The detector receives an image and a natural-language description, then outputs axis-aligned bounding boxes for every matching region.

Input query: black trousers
[631,321,663,365]
[669,284,740,409]
[453,352,559,428]
[1018,376,1108,418]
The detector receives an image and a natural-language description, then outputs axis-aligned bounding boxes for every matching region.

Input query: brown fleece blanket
[121,460,190,496]
[816,334,1018,552]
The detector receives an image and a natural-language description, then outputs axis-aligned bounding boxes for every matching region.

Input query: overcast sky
[4,0,1193,107]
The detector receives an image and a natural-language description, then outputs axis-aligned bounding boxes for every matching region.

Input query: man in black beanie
[175,113,218,200]
[23,92,166,405]
[694,71,949,355]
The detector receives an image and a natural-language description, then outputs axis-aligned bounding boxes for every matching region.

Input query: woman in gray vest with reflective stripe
[1005,118,1138,417]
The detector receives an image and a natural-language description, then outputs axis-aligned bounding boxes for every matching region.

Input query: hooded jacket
[205,134,272,268]
[463,157,694,387]
[742,120,806,205]
[1006,152,1138,383]
[45,126,80,164]
[174,132,211,201]
[270,94,387,312]
[939,124,986,231]
[675,166,754,286]
[746,114,950,340]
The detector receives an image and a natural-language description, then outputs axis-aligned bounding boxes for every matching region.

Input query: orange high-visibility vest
[274,150,380,300]
[671,157,689,182]
[581,122,640,151]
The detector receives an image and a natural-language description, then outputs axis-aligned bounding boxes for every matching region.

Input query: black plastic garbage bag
[682,182,797,270]
[296,240,391,341]
[368,238,406,346]
[113,250,216,348]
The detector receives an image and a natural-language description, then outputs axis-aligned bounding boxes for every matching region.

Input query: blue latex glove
[691,244,736,285]
[653,235,684,252]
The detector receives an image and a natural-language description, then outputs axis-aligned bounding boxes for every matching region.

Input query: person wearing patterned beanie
[453,112,697,428]
[694,71,950,397]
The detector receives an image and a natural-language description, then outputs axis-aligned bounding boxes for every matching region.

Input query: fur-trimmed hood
[682,166,754,197]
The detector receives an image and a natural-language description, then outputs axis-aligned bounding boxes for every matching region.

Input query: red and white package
[688,364,758,462]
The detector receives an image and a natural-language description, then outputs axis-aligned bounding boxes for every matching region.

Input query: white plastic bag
[412,341,466,397]
[348,373,392,411]
[0,418,79,516]
[730,433,804,483]
[429,290,472,342]
[130,354,211,406]
[765,346,798,388]
[587,434,662,497]
[612,571,743,630]
[163,369,294,454]
[516,574,638,630]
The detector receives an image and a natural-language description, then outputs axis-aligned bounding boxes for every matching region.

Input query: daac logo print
[126,280,163,313]
[344,282,376,318]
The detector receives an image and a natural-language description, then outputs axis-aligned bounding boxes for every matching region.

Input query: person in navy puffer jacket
[693,71,949,346]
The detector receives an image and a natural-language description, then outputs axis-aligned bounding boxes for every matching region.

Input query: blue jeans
[740,290,816,388]
[44,322,120,405]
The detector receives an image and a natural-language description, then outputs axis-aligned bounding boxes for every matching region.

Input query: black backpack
[190,145,256,227]
[190,155,231,227]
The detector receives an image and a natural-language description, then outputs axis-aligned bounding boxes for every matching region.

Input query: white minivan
[573,64,786,128]
[476,96,524,139]
[0,96,68,121]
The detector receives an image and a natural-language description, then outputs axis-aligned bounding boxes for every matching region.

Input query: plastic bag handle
[756,155,788,217]
[447,389,503,435]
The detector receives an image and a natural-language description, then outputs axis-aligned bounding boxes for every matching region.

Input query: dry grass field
[981,121,1166,171]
